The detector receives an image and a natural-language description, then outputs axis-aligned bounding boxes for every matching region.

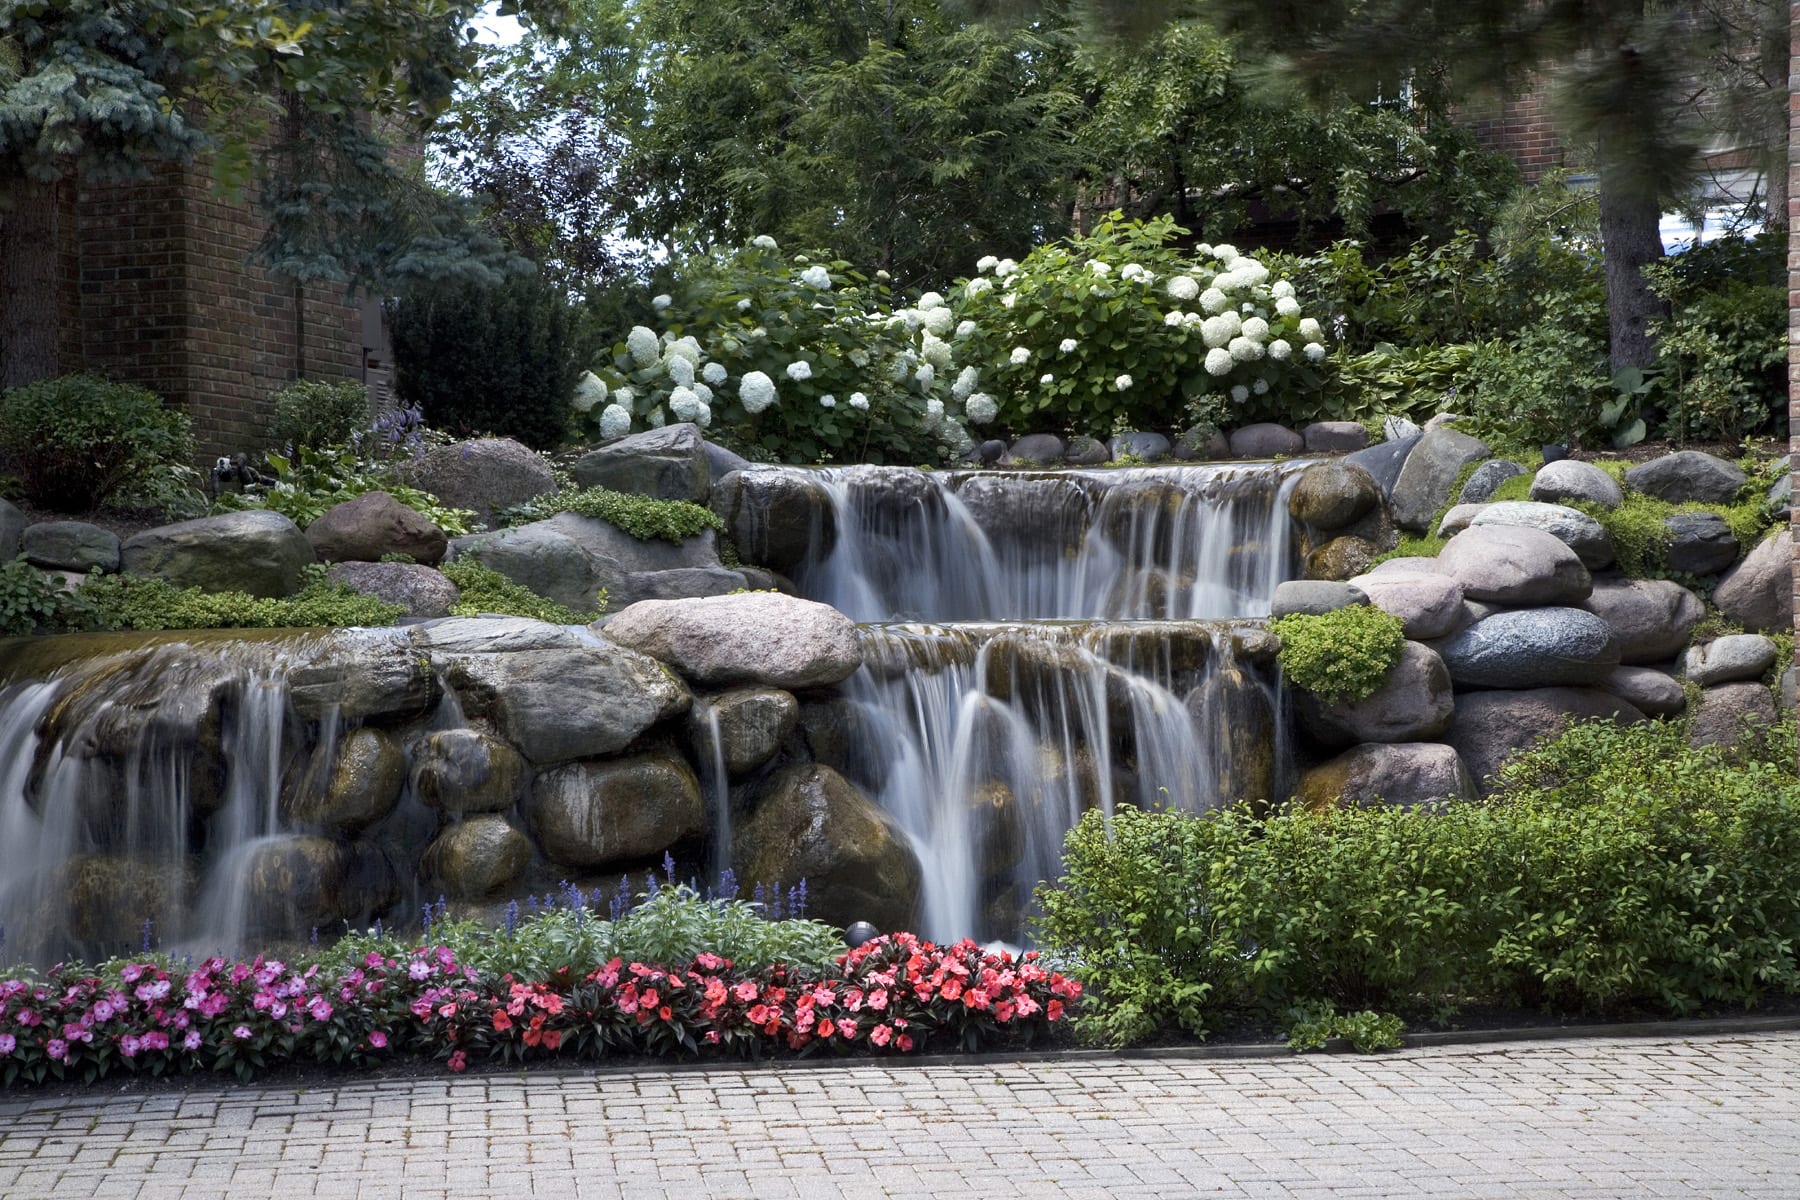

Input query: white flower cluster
[739,371,777,414]
[599,403,632,439]
[799,265,832,290]
[965,393,998,424]
[571,371,608,413]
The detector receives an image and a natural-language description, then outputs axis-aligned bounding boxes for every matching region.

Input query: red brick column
[1789,1,1799,760]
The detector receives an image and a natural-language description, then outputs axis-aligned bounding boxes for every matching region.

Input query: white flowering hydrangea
[1088,260,1112,277]
[1269,339,1292,361]
[955,320,977,340]
[666,354,695,388]
[819,394,836,408]
[965,277,993,299]
[1059,338,1079,354]
[917,291,945,312]
[952,365,980,400]
[976,255,999,273]
[652,294,672,311]
[1000,293,1017,309]
[1228,335,1264,362]
[1201,312,1241,348]
[1231,384,1250,403]
[849,392,870,410]
[925,397,945,423]
[669,386,704,423]
[702,362,728,386]
[1010,346,1031,365]
[1164,310,1186,327]
[915,362,936,389]
[1298,317,1324,343]
[1276,296,1302,318]
[599,403,632,438]
[1167,275,1200,302]
[785,360,813,382]
[1241,316,1270,342]
[995,258,1018,277]
[626,325,660,368]
[799,264,832,290]
[613,386,634,407]
[1120,263,1150,283]
[571,371,607,412]
[1115,374,1132,391]
[1213,244,1240,264]
[646,406,665,428]
[737,298,753,312]
[922,307,955,336]
[739,371,777,414]
[1272,280,1295,299]
[1304,342,1328,361]
[1205,347,1234,376]
[666,336,702,364]
[1039,373,1054,385]
[1252,378,1269,395]
[751,235,778,250]
[920,332,953,368]
[965,393,998,424]
[1199,287,1229,315]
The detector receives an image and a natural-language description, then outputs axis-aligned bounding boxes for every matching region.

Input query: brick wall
[1467,86,1566,183]
[1788,1,1799,714]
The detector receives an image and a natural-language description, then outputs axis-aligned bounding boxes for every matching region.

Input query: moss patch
[439,559,602,624]
[507,486,724,543]
[1270,606,1408,703]
[77,573,405,632]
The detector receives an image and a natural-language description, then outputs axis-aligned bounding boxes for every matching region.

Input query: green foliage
[0,375,194,513]
[0,558,75,637]
[76,574,405,632]
[1320,342,1490,425]
[1369,535,1447,566]
[213,443,476,536]
[506,487,724,542]
[1572,492,1775,581]
[388,270,588,449]
[271,380,370,451]
[1038,716,1800,1045]
[1270,607,1407,702]
[439,559,600,624]
[1647,279,1785,444]
[1282,1001,1405,1053]
[1461,324,1614,450]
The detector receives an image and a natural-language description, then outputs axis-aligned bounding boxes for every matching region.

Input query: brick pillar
[1790,1,1800,767]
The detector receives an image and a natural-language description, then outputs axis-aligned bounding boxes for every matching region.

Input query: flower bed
[0,934,1078,1088]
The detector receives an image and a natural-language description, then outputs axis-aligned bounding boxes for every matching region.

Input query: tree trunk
[1595,165,1666,374]
[0,177,67,389]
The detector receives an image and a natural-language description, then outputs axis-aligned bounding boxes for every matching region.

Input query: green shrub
[0,375,194,513]
[270,379,371,450]
[76,573,405,631]
[1318,341,1490,426]
[0,557,75,637]
[439,558,601,624]
[1648,280,1785,444]
[1461,322,1613,449]
[504,486,724,542]
[1270,606,1407,702]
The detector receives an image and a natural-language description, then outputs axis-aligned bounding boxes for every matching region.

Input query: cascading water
[787,462,1307,942]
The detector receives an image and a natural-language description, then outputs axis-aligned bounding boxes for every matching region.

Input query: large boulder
[450,510,720,615]
[1662,512,1738,576]
[1683,634,1778,687]
[1436,608,1619,689]
[282,727,406,834]
[1389,427,1491,532]
[435,642,691,765]
[1302,536,1381,582]
[1713,530,1794,633]
[530,753,705,869]
[1466,501,1615,570]
[1005,433,1066,466]
[1529,460,1622,509]
[689,687,799,778]
[570,423,711,503]
[325,561,459,619]
[1296,742,1476,809]
[422,816,533,900]
[1604,666,1687,717]
[1295,642,1455,747]
[285,629,442,721]
[243,836,394,937]
[1346,569,1466,640]
[1185,667,1278,808]
[608,566,750,609]
[710,467,836,574]
[1344,433,1422,499]
[414,729,529,814]
[1445,688,1645,794]
[1108,431,1172,461]
[1173,426,1231,461]
[1458,460,1528,505]
[1579,577,1705,664]
[1688,682,1780,751]
[602,592,862,690]
[406,438,556,527]
[1270,580,1368,618]
[1435,525,1591,605]
[1065,436,1111,466]
[305,491,448,566]
[1288,461,1381,531]
[734,764,922,933]
[121,511,314,597]
[1227,423,1304,458]
[1625,450,1747,505]
[1435,503,1487,538]
[1302,421,1369,454]
[22,521,120,573]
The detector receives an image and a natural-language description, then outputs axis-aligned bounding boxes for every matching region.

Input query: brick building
[41,162,385,463]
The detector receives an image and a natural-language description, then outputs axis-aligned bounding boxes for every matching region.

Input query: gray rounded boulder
[1227,423,1304,458]
[1346,569,1466,640]
[1389,427,1492,532]
[1437,608,1619,689]
[710,467,836,573]
[1458,460,1527,504]
[1688,682,1780,751]
[325,561,459,619]
[1662,512,1738,575]
[1604,666,1687,717]
[406,438,556,528]
[1467,501,1615,570]
[1296,742,1476,809]
[602,592,862,690]
[1683,634,1778,687]
[1301,421,1369,453]
[414,729,529,814]
[531,754,705,869]
[1529,460,1622,509]
[305,491,448,566]
[1713,530,1794,634]
[689,687,799,778]
[1288,461,1381,531]
[22,521,120,573]
[1625,450,1747,505]
[121,510,315,597]
[423,816,534,900]
[1435,525,1591,605]
[1445,688,1645,794]
[1579,577,1704,664]
[571,422,712,503]
[1270,580,1369,618]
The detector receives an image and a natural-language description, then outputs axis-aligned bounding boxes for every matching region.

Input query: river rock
[1445,688,1646,794]
[285,630,441,721]
[1626,450,1747,505]
[1683,634,1778,686]
[48,856,194,954]
[1436,608,1619,689]
[1713,530,1794,633]
[438,642,690,765]
[1766,473,1791,519]
[406,437,556,527]
[531,753,705,869]
[1529,460,1622,508]
[283,727,406,833]
[242,835,363,936]
[1270,580,1368,618]
[1384,416,1422,441]
[22,521,120,573]
[1662,512,1738,575]
[305,491,448,566]
[0,499,23,556]
[1436,504,1487,537]
[452,510,721,616]
[1346,570,1466,640]
[734,764,922,933]
[411,615,586,655]
[1186,667,1277,808]
[325,561,459,618]
[423,816,533,900]
[602,592,861,690]
[1108,431,1171,461]
[121,510,315,597]
[1227,423,1304,458]
[1389,427,1491,532]
[1303,536,1381,581]
[1288,461,1380,531]
[974,439,1007,465]
[1065,436,1111,466]
[414,729,529,814]
[1688,682,1780,751]
[689,687,798,778]
[1604,667,1687,717]
[1579,577,1704,664]
[1296,642,1454,748]
[1467,501,1615,570]
[710,467,836,573]
[1344,433,1422,498]
[1296,742,1476,809]
[957,474,1089,553]
[1172,426,1231,461]
[1435,525,1591,605]
[1459,459,1527,504]
[1006,433,1065,466]
[571,422,711,502]
[1302,421,1369,453]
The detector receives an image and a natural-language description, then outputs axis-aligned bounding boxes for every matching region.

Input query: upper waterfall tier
[789,462,1310,623]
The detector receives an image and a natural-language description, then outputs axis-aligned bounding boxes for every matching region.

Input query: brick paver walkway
[0,1031,1794,1199]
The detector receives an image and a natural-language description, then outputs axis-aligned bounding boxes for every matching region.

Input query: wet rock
[1389,428,1491,532]
[531,754,705,869]
[1172,426,1231,461]
[968,779,1025,881]
[1529,460,1622,509]
[710,467,836,573]
[1346,570,1465,640]
[1683,634,1778,687]
[242,836,354,936]
[1662,512,1738,576]
[608,566,749,608]
[1688,682,1780,751]
[305,491,448,566]
[1005,433,1065,466]
[734,764,923,933]
[325,561,459,618]
[450,511,719,616]
[1186,667,1277,808]
[1295,642,1454,747]
[1445,688,1644,794]
[1065,436,1111,466]
[1436,608,1619,689]
[1713,530,1794,633]
[603,592,861,690]
[1435,525,1591,605]
[423,815,533,900]
[1625,450,1747,505]
[1271,580,1369,618]
[283,727,406,833]
[1227,423,1304,458]
[689,687,799,778]
[1604,666,1686,717]
[1303,536,1380,581]
[22,521,120,573]
[1302,421,1369,453]
[1579,577,1705,665]
[49,856,194,954]
[956,474,1090,554]
[121,511,314,597]
[414,729,529,814]
[1467,501,1615,570]
[1459,460,1528,504]
[1344,433,1422,499]
[287,631,441,722]
[1288,461,1381,531]
[405,437,556,528]
[1297,742,1475,809]
[571,422,712,502]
